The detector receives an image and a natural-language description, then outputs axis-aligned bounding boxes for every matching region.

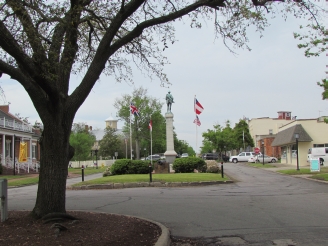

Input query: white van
[307,147,328,166]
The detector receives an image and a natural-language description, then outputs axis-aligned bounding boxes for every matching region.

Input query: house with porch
[0,105,40,174]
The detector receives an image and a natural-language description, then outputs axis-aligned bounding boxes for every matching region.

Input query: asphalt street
[7,164,328,245]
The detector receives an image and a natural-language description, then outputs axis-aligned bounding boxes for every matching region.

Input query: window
[5,140,11,157]
[32,144,36,159]
[269,129,273,135]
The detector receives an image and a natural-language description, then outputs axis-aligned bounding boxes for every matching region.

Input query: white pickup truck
[307,147,328,166]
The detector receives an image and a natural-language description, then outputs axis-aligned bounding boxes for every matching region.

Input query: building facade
[0,105,40,174]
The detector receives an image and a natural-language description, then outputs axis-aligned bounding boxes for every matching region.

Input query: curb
[66,210,171,246]
[67,180,233,190]
[133,215,171,246]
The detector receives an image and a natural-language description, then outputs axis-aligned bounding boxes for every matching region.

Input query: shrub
[110,159,149,175]
[207,165,219,173]
[205,160,220,173]
[173,157,206,173]
[103,167,112,177]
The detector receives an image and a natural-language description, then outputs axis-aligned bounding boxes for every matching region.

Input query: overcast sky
[0,8,327,154]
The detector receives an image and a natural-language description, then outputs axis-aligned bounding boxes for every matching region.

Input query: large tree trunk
[32,117,74,218]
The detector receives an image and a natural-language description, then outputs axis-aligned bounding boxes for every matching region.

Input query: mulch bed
[0,211,161,246]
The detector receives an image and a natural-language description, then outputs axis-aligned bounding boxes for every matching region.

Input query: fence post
[0,179,8,222]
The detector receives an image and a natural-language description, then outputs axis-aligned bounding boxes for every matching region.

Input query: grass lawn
[68,167,105,175]
[0,174,39,187]
[8,176,39,187]
[248,163,276,168]
[0,167,104,187]
[277,167,328,181]
[72,173,229,187]
[278,167,328,175]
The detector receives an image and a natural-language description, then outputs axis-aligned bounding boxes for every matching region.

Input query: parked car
[203,153,219,160]
[229,152,256,163]
[221,154,229,162]
[181,153,189,158]
[248,155,278,163]
[146,155,161,161]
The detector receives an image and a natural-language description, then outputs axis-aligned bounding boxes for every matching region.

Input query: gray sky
[0,10,326,154]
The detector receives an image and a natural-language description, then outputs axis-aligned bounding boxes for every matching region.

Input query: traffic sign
[254,147,260,154]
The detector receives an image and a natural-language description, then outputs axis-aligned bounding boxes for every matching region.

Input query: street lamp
[95,146,98,169]
[295,133,299,171]
[144,148,146,158]
[91,145,99,169]
[261,140,265,165]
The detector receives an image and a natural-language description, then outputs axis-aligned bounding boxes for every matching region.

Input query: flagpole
[130,108,133,160]
[194,95,197,155]
[150,121,152,160]
[196,115,198,155]
[243,130,245,151]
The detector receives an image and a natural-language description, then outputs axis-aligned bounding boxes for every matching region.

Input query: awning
[271,124,312,147]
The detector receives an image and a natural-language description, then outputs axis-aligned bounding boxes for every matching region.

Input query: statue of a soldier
[166,91,174,112]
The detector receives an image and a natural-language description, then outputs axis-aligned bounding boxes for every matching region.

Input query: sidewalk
[66,173,103,187]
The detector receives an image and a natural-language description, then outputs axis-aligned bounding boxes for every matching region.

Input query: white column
[11,135,14,171]
[1,135,5,166]
[164,112,177,164]
[29,138,32,173]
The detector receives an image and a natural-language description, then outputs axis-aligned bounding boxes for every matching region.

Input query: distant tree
[174,138,195,156]
[221,121,237,151]
[15,113,30,124]
[99,127,124,159]
[114,87,163,159]
[200,140,214,154]
[202,121,237,154]
[233,120,254,151]
[317,79,328,124]
[70,123,96,164]
[69,132,94,164]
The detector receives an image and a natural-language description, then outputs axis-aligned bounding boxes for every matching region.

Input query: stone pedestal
[154,162,169,174]
[164,112,177,164]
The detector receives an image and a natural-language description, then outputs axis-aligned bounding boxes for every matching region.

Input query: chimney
[0,105,9,113]
[89,126,92,131]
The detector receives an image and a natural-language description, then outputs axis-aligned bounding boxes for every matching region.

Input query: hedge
[110,159,149,175]
[172,157,206,173]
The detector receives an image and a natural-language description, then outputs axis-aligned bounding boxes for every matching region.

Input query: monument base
[154,161,169,174]
[164,150,177,164]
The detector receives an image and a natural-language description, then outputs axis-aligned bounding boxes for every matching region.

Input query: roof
[91,128,124,141]
[271,124,313,147]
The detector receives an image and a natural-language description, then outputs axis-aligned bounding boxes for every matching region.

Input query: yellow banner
[19,142,27,162]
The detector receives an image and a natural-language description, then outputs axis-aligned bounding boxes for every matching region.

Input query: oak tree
[0,0,324,217]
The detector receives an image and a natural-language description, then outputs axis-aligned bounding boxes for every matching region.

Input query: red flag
[194,98,204,115]
[130,102,140,116]
[148,120,152,131]
[193,115,201,126]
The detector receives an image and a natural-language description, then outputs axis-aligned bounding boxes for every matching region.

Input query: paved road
[8,164,328,245]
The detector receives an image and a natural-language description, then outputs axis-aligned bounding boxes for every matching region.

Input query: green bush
[110,159,149,175]
[173,157,206,173]
[207,165,219,173]
[103,167,112,177]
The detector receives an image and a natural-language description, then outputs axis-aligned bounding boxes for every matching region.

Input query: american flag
[148,119,152,131]
[130,102,140,116]
[194,98,204,115]
[193,115,201,126]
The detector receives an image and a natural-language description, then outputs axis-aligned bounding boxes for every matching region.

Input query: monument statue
[166,91,174,112]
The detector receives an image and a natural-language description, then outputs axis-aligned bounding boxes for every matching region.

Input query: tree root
[41,212,79,221]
